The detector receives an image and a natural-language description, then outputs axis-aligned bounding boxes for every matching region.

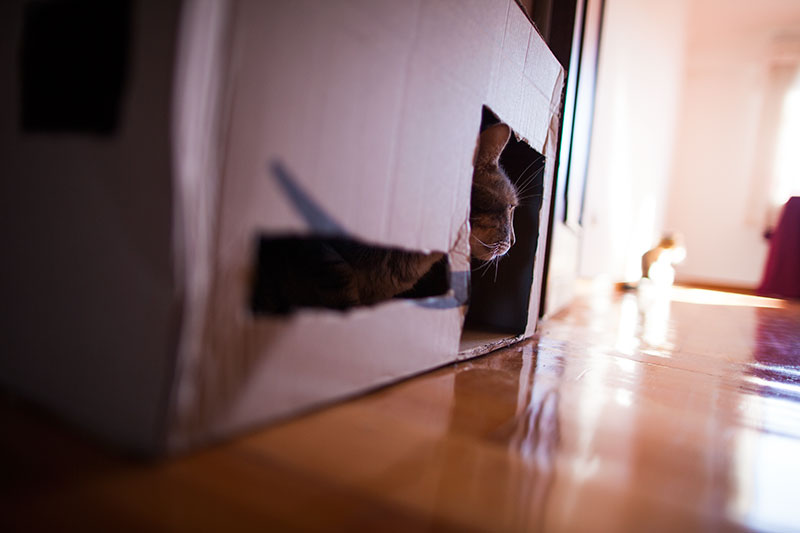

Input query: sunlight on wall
[772,75,800,206]
[579,0,688,282]
[584,1,800,287]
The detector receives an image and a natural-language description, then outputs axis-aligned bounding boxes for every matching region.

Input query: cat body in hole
[256,122,518,312]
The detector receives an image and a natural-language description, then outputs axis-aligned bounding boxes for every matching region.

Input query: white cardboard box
[0,0,563,454]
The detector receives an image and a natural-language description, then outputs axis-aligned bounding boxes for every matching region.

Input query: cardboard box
[0,0,563,454]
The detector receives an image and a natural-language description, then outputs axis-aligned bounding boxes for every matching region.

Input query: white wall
[580,0,689,281]
[581,0,800,287]
[665,0,800,287]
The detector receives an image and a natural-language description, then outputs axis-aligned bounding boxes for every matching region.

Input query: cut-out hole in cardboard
[463,107,546,336]
[250,106,544,338]
[251,236,450,315]
[19,0,131,134]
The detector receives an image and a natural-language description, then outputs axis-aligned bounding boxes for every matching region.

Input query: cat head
[470,122,518,262]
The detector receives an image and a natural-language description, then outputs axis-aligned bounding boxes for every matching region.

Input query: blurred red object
[759,196,800,299]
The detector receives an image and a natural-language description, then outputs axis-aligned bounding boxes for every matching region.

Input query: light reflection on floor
[669,286,786,309]
[732,395,800,531]
[548,281,800,531]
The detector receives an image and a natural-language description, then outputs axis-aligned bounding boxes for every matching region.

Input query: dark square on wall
[19,0,132,135]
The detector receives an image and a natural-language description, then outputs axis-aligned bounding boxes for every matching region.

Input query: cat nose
[509,225,516,245]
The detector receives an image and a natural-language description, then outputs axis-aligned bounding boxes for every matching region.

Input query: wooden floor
[3,282,800,532]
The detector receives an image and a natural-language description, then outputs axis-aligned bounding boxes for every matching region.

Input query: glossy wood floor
[3,282,800,532]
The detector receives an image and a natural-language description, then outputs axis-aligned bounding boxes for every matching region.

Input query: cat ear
[477,123,511,166]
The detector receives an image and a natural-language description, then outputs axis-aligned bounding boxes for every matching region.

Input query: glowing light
[668,287,786,309]
[614,294,640,355]
[615,388,633,407]
[772,77,800,206]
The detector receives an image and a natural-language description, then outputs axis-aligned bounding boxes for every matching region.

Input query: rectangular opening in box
[250,105,545,358]
[251,236,450,314]
[460,107,546,351]
[19,0,131,134]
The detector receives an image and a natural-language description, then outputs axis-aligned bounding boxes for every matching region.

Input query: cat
[253,122,517,313]
[641,232,685,282]
[470,122,517,262]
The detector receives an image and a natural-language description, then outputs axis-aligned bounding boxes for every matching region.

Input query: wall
[665,0,800,287]
[579,0,689,281]
[581,0,800,287]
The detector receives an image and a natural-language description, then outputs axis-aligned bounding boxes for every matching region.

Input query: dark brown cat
[254,122,517,312]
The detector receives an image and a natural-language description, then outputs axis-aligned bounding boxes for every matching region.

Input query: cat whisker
[514,158,542,188]
[516,193,543,203]
[514,174,537,196]
[515,164,543,187]
[515,180,542,201]
[475,260,494,277]
[473,236,503,252]
[513,156,545,187]
[515,169,544,197]
[514,153,545,181]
